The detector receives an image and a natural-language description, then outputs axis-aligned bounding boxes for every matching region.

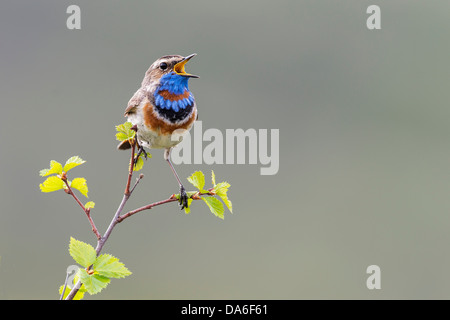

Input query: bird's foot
[134,144,148,166]
[179,185,189,210]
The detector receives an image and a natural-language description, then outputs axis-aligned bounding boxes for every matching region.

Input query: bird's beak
[174,53,199,78]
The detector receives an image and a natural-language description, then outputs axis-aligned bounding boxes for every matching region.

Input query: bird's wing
[118,88,146,150]
[124,88,146,116]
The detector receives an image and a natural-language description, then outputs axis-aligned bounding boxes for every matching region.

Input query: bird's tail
[117,139,133,150]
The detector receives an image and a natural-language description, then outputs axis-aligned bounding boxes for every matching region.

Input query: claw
[179,185,188,210]
[134,145,147,166]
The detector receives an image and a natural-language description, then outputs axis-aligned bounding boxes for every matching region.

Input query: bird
[117,53,199,209]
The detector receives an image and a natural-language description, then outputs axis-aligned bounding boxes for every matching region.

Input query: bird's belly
[136,127,182,149]
[128,113,186,149]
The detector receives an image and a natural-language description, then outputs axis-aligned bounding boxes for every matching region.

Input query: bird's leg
[131,126,148,166]
[165,148,188,209]
[134,144,148,166]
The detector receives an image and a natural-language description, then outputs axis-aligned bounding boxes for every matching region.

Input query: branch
[64,140,215,299]
[124,140,136,196]
[65,140,139,300]
[117,197,178,222]
[117,191,214,222]
[62,177,101,240]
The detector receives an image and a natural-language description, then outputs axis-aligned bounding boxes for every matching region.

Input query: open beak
[174,53,199,78]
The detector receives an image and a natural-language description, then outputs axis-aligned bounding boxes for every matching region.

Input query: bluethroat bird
[117,53,199,209]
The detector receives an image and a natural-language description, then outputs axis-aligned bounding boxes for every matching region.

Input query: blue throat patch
[154,72,195,112]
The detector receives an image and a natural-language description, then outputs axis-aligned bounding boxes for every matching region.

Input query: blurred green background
[1,0,450,299]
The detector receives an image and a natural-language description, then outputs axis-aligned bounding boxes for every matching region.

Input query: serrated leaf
[39,160,63,177]
[218,194,232,213]
[71,178,88,197]
[78,268,110,295]
[63,156,86,172]
[94,254,132,279]
[214,182,230,194]
[39,176,65,193]
[115,122,136,142]
[202,197,224,219]
[115,132,129,142]
[187,171,206,191]
[69,237,97,268]
[85,201,95,209]
[211,170,216,186]
[184,198,193,214]
[214,182,232,213]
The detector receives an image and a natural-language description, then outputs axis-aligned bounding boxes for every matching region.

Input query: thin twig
[65,140,137,300]
[60,270,70,300]
[64,140,214,300]
[117,191,214,223]
[117,197,178,222]
[130,174,144,194]
[63,179,101,240]
[124,140,136,196]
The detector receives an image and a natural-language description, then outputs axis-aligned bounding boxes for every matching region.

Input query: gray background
[1,0,450,299]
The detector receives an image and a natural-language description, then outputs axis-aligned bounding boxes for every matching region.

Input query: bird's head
[142,54,198,94]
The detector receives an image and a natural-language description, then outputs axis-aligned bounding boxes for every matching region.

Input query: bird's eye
[159,62,168,70]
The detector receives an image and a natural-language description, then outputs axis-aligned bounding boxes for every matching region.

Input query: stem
[117,191,214,222]
[117,197,178,222]
[63,179,101,240]
[65,195,132,299]
[130,174,144,194]
[124,141,136,196]
[65,141,137,300]
[64,139,215,299]
[60,270,70,300]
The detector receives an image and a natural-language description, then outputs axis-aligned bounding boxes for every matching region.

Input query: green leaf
[218,194,232,213]
[214,182,232,213]
[214,182,230,194]
[131,151,151,172]
[63,156,86,172]
[69,237,97,268]
[84,201,95,209]
[187,171,206,191]
[184,198,194,214]
[115,122,136,142]
[94,254,132,279]
[134,156,144,171]
[70,178,88,197]
[116,132,128,142]
[211,170,216,186]
[78,268,110,295]
[39,160,63,177]
[202,197,224,219]
[39,176,65,193]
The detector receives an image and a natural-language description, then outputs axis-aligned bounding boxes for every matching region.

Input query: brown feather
[117,139,132,150]
[143,101,197,135]
[124,88,146,116]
